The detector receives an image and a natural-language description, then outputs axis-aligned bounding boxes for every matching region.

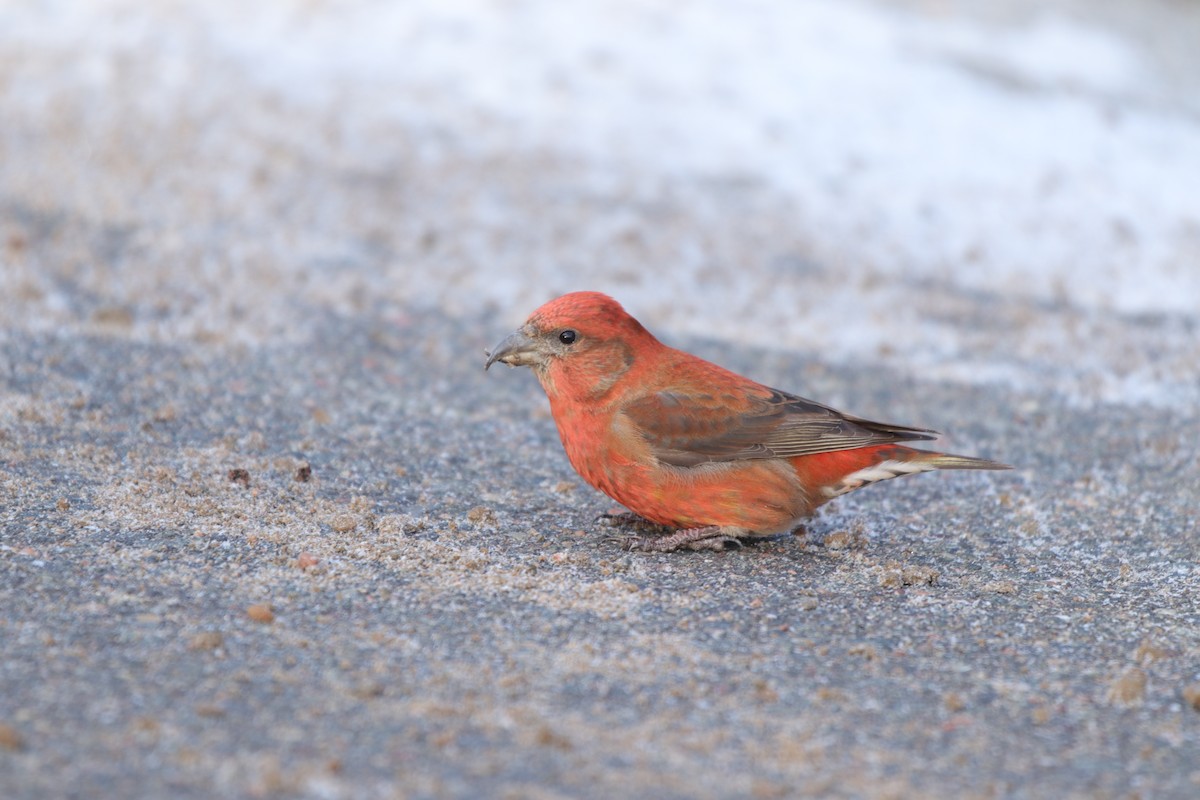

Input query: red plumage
[486,292,1009,551]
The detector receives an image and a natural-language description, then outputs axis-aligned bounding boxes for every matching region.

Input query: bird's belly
[589,457,813,535]
[552,403,812,534]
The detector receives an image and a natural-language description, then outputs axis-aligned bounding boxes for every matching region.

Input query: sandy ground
[2,1,1199,798]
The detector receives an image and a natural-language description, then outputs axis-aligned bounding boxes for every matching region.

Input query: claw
[597,510,640,526]
[598,510,672,534]
[609,525,749,553]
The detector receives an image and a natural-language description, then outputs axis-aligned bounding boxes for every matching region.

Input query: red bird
[485,292,1009,552]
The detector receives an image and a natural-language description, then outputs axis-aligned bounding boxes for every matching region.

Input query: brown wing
[621,387,938,468]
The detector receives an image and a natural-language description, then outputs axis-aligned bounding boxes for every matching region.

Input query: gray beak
[484,328,541,370]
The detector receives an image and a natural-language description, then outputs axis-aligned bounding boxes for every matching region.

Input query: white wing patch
[820,459,937,498]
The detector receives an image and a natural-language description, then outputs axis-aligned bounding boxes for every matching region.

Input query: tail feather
[820,448,1010,499]
[917,452,1012,471]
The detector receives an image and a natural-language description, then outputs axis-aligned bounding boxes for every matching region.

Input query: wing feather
[622,387,938,468]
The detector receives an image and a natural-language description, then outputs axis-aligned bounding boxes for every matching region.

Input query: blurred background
[3,4,1199,796]
[2,0,1198,408]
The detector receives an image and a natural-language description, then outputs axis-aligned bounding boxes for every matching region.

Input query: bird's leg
[597,509,670,532]
[617,525,747,553]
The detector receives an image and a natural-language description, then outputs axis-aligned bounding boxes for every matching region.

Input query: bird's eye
[558,329,578,345]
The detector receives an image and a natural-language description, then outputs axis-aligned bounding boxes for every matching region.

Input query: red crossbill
[486,291,1009,552]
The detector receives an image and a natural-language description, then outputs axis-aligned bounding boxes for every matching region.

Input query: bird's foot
[597,510,671,533]
[611,525,747,553]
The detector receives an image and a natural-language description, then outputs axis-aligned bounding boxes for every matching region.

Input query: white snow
[2,0,1197,408]
[157,0,1200,311]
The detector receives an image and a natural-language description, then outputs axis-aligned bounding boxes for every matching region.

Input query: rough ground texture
[2,1,1199,798]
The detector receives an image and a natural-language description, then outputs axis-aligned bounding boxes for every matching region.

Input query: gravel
[2,1,1198,797]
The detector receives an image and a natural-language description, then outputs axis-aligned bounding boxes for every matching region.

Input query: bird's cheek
[536,367,558,397]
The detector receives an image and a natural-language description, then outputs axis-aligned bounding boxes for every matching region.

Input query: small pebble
[188,631,224,651]
[0,723,24,751]
[467,506,497,526]
[824,531,852,550]
[1107,667,1147,706]
[329,514,358,533]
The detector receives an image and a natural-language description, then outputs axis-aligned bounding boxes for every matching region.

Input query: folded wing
[622,387,938,468]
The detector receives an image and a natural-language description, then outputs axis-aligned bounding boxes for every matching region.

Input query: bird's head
[485,292,655,398]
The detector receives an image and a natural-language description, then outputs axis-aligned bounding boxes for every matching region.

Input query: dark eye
[558,329,577,345]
